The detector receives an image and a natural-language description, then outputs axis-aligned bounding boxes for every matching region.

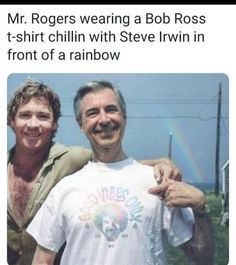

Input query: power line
[60,98,228,104]
[61,114,228,121]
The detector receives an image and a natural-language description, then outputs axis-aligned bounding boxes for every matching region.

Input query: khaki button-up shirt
[7,142,92,265]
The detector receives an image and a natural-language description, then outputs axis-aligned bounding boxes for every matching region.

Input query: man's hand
[148,179,207,211]
[153,158,182,184]
[140,157,182,183]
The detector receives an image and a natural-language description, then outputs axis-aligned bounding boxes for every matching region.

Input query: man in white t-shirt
[27,80,214,265]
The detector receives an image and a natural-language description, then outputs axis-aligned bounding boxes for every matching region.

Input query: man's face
[10,97,57,153]
[79,88,126,151]
[102,215,121,241]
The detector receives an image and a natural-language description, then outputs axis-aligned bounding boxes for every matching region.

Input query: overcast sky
[7,73,229,185]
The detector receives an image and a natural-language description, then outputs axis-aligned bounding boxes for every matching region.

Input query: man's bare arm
[32,245,56,265]
[180,212,215,265]
[149,180,215,264]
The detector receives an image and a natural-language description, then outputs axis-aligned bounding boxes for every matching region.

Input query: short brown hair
[8,80,61,137]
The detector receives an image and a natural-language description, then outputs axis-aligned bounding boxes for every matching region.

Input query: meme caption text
[7,11,207,62]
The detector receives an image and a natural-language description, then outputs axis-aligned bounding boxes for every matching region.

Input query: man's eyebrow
[105,104,119,108]
[85,107,98,112]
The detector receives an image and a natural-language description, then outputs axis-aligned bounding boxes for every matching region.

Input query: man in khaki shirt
[7,80,181,265]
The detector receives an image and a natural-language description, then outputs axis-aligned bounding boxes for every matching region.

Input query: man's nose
[98,111,110,124]
[27,116,40,128]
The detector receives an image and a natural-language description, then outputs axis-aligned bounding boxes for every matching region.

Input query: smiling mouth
[94,125,118,135]
[25,132,40,138]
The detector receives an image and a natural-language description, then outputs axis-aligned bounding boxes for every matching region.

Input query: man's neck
[12,144,50,174]
[92,148,128,163]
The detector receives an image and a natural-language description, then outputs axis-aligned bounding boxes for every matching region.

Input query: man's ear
[77,118,85,133]
[9,119,15,130]
[53,122,58,131]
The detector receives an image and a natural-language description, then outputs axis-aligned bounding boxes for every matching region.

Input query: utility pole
[215,83,222,196]
[160,132,173,232]
[168,133,173,159]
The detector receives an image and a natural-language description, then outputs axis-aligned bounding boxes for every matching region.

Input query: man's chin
[24,141,42,152]
[98,141,116,149]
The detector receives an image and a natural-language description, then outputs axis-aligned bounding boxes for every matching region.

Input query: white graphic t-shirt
[27,158,194,265]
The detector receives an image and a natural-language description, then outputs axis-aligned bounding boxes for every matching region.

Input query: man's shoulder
[50,142,92,157]
[133,158,154,170]
[127,158,154,175]
[48,142,93,170]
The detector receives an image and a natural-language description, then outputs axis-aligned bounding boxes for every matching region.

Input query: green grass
[166,193,229,265]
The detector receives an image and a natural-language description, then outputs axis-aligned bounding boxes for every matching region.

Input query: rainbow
[166,118,206,183]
